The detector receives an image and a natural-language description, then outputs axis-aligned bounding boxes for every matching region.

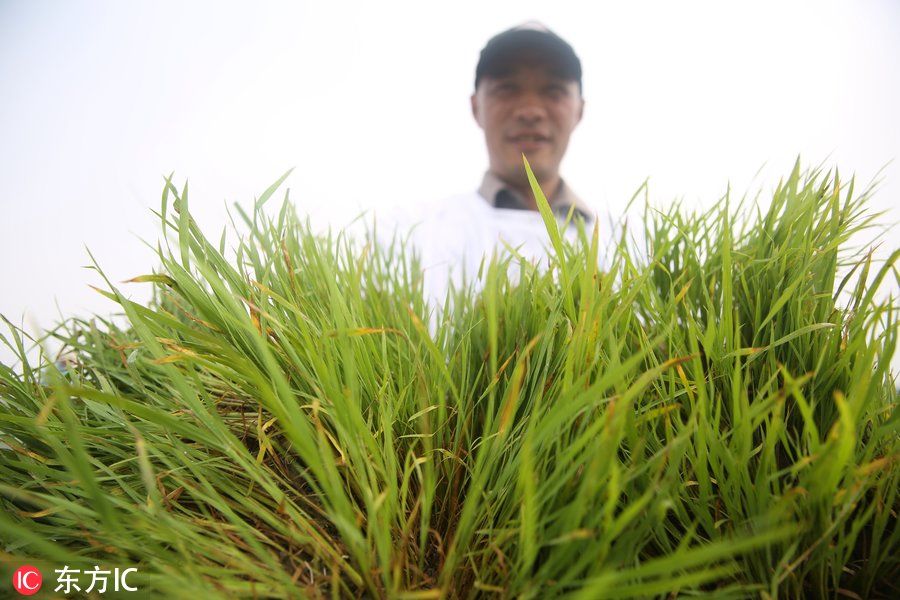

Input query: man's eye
[493,84,517,96]
[544,86,567,100]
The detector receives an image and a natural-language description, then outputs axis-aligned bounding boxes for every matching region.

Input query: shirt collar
[478,171,592,221]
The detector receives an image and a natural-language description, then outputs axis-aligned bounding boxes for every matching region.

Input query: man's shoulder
[372,190,488,243]
[424,189,490,213]
[400,190,491,227]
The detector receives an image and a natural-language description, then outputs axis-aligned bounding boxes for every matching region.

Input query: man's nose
[512,97,547,124]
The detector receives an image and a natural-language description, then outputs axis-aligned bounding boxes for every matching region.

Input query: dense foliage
[1,161,898,598]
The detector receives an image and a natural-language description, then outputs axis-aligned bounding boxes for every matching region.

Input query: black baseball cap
[475,23,582,92]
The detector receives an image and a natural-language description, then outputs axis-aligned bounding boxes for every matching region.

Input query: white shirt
[382,190,593,308]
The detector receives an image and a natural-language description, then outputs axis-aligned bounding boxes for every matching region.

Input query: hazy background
[1,0,898,374]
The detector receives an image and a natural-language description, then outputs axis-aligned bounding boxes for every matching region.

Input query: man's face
[471,63,584,186]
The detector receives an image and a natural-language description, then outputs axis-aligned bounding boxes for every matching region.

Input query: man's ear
[576,97,585,125]
[470,93,483,128]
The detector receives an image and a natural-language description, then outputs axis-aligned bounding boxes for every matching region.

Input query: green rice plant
[0,159,897,598]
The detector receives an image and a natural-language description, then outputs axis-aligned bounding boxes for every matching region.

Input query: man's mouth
[507,133,551,151]
[508,133,550,143]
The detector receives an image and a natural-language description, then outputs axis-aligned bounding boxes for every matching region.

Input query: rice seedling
[0,159,897,598]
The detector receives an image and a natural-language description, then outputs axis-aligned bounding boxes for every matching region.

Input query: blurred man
[471,22,589,219]
[387,23,592,305]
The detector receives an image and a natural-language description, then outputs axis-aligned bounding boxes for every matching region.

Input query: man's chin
[493,159,554,186]
[510,147,549,162]
[513,159,552,182]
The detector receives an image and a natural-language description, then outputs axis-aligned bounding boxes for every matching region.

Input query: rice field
[1,160,897,598]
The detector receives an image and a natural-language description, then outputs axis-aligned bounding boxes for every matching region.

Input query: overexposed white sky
[1,0,898,372]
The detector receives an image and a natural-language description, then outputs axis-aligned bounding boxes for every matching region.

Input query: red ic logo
[12,565,42,596]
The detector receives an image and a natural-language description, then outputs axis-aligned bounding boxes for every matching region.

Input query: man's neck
[495,172,562,210]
